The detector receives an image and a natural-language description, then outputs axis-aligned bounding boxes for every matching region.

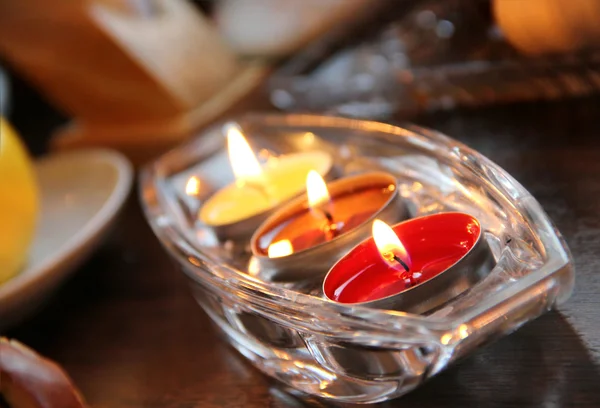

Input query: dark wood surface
[5,77,600,407]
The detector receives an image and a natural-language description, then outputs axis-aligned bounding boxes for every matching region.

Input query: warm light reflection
[440,333,453,345]
[226,124,263,180]
[372,219,409,264]
[306,170,330,209]
[303,132,315,145]
[458,324,469,339]
[247,257,261,276]
[268,239,294,258]
[185,176,201,196]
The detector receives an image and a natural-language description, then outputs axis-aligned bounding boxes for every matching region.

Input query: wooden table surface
[5,80,600,407]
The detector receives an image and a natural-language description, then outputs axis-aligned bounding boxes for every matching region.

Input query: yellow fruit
[0,118,38,284]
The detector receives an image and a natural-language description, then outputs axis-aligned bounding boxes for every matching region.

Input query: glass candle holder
[250,171,407,282]
[140,113,574,404]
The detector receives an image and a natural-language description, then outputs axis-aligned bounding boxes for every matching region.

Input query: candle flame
[372,219,410,265]
[306,170,330,209]
[185,176,201,196]
[226,124,263,180]
[268,239,294,258]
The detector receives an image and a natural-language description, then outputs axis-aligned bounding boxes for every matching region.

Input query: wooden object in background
[0,0,267,163]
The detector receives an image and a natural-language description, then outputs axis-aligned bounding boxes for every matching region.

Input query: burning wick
[238,179,270,199]
[320,208,334,224]
[372,219,411,273]
[227,124,270,199]
[306,170,337,236]
[392,255,410,272]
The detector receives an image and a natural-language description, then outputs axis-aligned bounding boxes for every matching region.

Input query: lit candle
[199,124,332,240]
[323,213,494,313]
[250,171,407,281]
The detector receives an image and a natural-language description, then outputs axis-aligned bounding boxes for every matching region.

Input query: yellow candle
[199,126,332,226]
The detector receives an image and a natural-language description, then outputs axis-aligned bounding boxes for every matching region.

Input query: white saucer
[0,149,133,330]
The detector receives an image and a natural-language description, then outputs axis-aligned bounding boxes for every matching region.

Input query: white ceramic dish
[0,149,133,330]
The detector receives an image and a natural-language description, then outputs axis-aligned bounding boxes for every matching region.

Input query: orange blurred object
[0,118,38,284]
[495,0,600,55]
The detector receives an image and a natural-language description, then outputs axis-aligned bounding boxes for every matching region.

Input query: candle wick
[393,255,410,272]
[242,180,270,199]
[321,209,339,240]
[321,209,334,224]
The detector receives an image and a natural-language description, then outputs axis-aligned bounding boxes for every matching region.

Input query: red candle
[323,212,482,305]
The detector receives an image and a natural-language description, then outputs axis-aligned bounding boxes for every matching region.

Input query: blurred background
[2,0,600,159]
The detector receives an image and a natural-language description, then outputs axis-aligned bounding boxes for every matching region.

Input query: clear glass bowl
[140,113,574,404]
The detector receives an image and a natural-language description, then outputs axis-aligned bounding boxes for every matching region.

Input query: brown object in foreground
[0,338,86,408]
